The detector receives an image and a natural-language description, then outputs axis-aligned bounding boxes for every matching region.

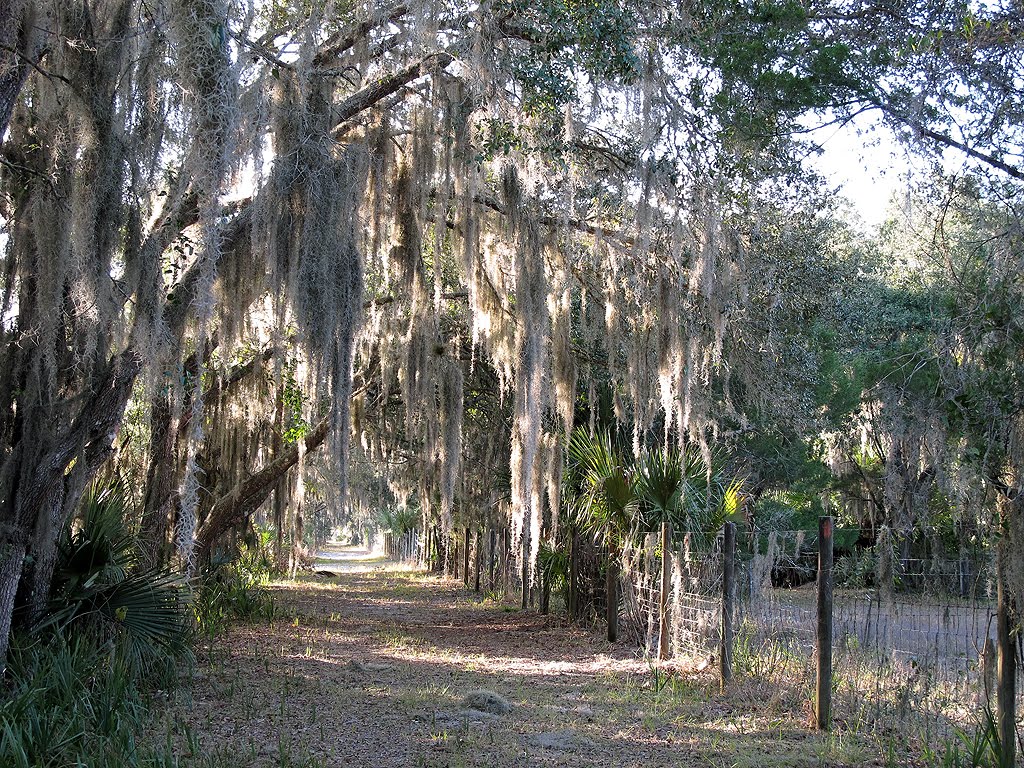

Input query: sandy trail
[158,557,869,767]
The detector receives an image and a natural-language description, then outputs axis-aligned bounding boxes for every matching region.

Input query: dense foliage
[0,6,1021,760]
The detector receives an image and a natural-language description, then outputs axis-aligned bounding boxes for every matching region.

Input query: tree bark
[0,3,42,140]
[0,526,27,666]
[139,394,180,567]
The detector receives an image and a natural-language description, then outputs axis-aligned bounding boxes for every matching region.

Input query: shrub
[42,481,190,673]
[194,536,278,635]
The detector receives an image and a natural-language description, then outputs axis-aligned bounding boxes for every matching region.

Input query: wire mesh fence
[621,525,1023,736]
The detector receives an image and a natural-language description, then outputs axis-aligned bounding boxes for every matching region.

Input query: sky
[804,114,913,231]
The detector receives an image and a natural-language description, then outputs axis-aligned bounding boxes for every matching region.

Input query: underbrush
[194,540,280,636]
[0,633,181,767]
[1,561,279,767]
[0,485,281,767]
[702,625,1012,767]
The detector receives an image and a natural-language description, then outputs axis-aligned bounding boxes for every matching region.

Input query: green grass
[0,633,178,768]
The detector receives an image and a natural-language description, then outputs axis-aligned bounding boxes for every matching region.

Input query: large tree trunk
[20,481,67,627]
[139,394,180,567]
[0,527,27,667]
[0,348,143,661]
[0,2,41,139]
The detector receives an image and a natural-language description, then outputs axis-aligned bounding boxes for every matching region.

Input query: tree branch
[195,418,330,557]
[331,51,454,132]
[313,4,410,67]
[913,123,1024,182]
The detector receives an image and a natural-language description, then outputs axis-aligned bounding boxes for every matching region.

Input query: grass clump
[0,633,178,767]
[461,688,511,715]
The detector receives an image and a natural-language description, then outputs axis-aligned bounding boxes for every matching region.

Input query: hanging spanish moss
[2,0,878,607]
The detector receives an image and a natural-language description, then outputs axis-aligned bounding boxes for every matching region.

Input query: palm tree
[567,428,637,642]
[635,444,743,546]
[634,444,743,657]
[567,428,744,644]
[634,446,684,658]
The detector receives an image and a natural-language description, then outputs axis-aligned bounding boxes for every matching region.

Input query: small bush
[42,481,191,673]
[194,540,278,635]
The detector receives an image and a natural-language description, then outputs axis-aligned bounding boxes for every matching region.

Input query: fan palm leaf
[39,481,190,668]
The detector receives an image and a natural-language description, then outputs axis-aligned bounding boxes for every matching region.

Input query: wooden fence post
[568,531,578,621]
[463,527,471,587]
[816,515,834,731]
[720,522,736,686]
[996,544,1017,768]
[474,528,482,593]
[658,521,672,660]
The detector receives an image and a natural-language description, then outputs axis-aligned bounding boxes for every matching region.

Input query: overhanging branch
[331,51,454,132]
[313,4,411,67]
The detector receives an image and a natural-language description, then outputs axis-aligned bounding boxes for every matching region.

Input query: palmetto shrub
[1,481,190,767]
[41,481,190,671]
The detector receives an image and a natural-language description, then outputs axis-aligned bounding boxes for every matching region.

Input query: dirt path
[156,557,881,767]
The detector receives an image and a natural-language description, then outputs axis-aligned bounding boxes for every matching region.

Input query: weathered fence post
[568,531,578,620]
[474,529,482,593]
[658,521,673,660]
[720,522,736,686]
[995,545,1017,768]
[816,515,834,731]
